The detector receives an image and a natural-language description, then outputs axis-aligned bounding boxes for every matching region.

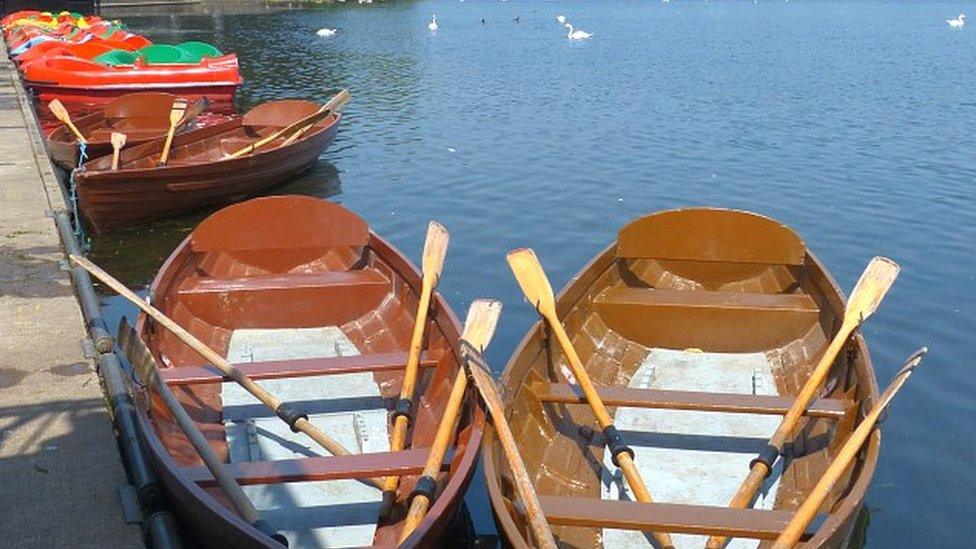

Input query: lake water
[94,2,976,546]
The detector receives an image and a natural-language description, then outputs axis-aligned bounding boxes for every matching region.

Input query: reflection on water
[90,161,342,281]
[94,3,976,546]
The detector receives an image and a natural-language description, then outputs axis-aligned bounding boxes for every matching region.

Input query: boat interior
[140,197,481,547]
[53,93,199,146]
[489,209,877,548]
[111,99,337,169]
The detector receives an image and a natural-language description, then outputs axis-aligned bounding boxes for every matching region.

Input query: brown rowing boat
[483,208,880,548]
[131,195,485,547]
[74,99,342,234]
[45,92,209,170]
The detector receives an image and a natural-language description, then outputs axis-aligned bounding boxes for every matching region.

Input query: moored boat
[74,97,344,233]
[132,195,486,547]
[22,54,241,120]
[484,208,880,548]
[46,92,214,169]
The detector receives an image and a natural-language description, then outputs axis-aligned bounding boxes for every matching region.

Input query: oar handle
[461,342,558,549]
[772,348,926,549]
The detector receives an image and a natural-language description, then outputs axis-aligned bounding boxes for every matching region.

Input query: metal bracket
[81,338,96,359]
[116,484,142,525]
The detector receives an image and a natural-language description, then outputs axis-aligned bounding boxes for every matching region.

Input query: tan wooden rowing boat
[483,208,880,548]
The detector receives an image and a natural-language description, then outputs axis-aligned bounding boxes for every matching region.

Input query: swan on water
[947,14,966,28]
[316,28,337,37]
[428,14,438,31]
[564,22,592,40]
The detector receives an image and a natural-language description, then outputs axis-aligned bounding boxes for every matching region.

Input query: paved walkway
[0,46,143,548]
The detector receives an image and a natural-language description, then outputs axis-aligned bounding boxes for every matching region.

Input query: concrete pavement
[0,43,143,548]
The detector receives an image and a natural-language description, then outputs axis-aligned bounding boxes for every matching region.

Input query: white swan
[947,13,966,28]
[428,14,438,31]
[565,22,592,40]
[316,28,337,37]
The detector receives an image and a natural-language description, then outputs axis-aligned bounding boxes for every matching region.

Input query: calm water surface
[96,2,976,546]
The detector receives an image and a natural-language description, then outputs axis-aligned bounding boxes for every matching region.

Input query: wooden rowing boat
[483,208,880,548]
[132,195,486,547]
[73,99,341,234]
[45,92,210,170]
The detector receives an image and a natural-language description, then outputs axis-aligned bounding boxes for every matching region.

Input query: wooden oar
[117,318,288,547]
[158,98,188,166]
[707,256,900,549]
[68,254,382,489]
[110,131,126,170]
[399,299,503,543]
[460,304,559,549]
[225,89,350,159]
[379,220,450,516]
[772,347,926,549]
[48,99,86,143]
[507,248,674,548]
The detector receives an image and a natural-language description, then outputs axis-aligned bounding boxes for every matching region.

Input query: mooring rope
[69,141,91,251]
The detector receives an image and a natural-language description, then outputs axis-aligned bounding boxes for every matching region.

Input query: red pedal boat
[22,54,241,122]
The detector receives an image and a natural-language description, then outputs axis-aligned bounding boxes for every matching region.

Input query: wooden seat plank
[535,382,848,419]
[594,287,821,352]
[183,447,450,487]
[160,350,443,385]
[176,269,388,296]
[597,287,818,313]
[539,496,820,540]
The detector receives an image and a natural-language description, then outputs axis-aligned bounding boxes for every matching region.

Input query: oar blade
[116,316,156,384]
[421,221,450,282]
[877,347,927,409]
[48,98,68,121]
[169,98,189,126]
[461,299,502,351]
[507,248,556,315]
[111,131,126,149]
[845,256,900,325]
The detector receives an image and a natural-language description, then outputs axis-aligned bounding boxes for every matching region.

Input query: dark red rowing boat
[131,195,486,547]
[74,98,342,233]
[45,92,210,170]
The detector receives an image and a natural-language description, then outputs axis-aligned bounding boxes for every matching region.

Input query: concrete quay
[0,44,143,548]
